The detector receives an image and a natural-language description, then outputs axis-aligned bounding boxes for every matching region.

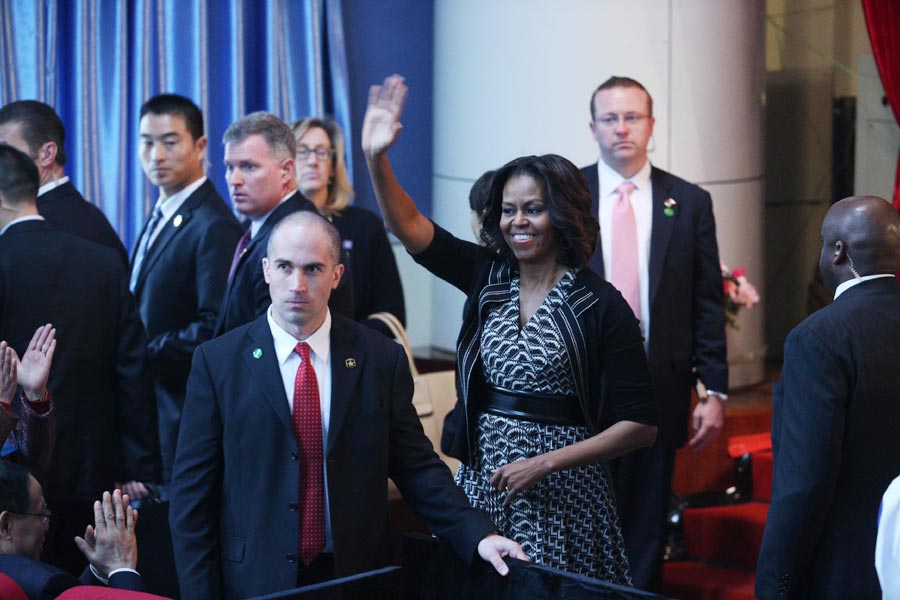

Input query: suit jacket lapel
[242,317,294,435]
[648,167,676,306]
[326,318,361,455]
[131,181,212,291]
[583,163,605,278]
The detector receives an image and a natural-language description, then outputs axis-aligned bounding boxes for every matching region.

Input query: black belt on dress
[481,384,583,426]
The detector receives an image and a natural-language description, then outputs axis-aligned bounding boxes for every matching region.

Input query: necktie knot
[615,181,636,198]
[295,341,311,362]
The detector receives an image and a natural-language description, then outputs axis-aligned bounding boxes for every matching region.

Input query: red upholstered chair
[56,586,170,600]
[0,573,28,600]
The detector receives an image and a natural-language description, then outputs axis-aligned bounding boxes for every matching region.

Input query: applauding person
[0,324,56,469]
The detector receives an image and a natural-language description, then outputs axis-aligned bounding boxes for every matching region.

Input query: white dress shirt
[0,215,45,236]
[267,306,334,551]
[833,273,895,300]
[37,175,70,197]
[597,158,653,345]
[143,176,207,248]
[250,191,297,238]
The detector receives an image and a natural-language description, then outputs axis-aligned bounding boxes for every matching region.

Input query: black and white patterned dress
[455,270,632,584]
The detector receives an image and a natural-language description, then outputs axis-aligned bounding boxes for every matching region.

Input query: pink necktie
[227,229,252,281]
[609,181,641,319]
[293,342,325,565]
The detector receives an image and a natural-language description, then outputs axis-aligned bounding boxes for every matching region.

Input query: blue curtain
[0,0,351,249]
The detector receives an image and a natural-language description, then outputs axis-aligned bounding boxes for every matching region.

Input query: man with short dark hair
[214,112,352,336]
[0,100,128,265]
[131,93,242,485]
[172,211,526,599]
[0,461,146,598]
[756,196,900,600]
[582,75,728,590]
[0,144,159,576]
[129,93,243,597]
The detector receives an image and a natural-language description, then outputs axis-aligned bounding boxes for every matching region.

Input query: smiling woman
[362,75,658,584]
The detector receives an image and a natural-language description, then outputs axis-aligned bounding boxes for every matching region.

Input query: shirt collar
[153,176,207,220]
[267,306,332,366]
[37,175,70,197]
[250,190,297,238]
[598,158,651,197]
[0,215,45,236]
[833,273,895,300]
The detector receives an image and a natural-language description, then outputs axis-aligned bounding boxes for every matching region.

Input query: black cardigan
[413,224,656,466]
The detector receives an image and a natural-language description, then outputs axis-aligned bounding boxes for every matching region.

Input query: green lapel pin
[252,348,263,359]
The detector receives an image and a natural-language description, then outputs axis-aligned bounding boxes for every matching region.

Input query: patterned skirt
[455,412,632,585]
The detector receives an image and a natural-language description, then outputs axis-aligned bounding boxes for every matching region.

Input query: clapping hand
[75,489,139,579]
[362,74,408,158]
[18,324,56,401]
[0,342,16,407]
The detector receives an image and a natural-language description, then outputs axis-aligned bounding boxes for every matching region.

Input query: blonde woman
[292,117,405,335]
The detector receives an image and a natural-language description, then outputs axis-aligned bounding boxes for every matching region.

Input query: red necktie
[227,229,252,281]
[609,181,641,319]
[293,342,325,565]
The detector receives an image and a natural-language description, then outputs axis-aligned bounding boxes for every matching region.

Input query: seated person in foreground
[1,325,56,470]
[0,461,144,599]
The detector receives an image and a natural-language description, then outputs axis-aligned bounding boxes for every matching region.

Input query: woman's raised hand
[362,74,409,158]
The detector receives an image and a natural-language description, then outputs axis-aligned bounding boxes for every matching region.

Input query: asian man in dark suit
[213,112,353,337]
[0,101,128,266]
[170,211,526,599]
[0,462,146,599]
[581,76,728,591]
[0,145,159,576]
[756,196,900,600]
[129,94,242,597]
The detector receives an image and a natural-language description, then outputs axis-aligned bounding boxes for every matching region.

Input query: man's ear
[0,511,14,541]
[833,240,847,265]
[37,141,57,169]
[281,157,295,183]
[262,257,271,284]
[331,263,345,289]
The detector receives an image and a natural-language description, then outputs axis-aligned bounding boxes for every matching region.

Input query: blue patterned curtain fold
[0,0,350,248]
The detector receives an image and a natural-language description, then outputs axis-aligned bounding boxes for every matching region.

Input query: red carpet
[662,434,773,600]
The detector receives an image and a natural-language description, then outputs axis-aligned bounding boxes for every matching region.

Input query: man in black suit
[0,462,145,599]
[581,76,728,590]
[756,196,900,600]
[0,101,128,266]
[129,94,242,597]
[171,211,525,599]
[131,94,242,485]
[214,112,352,336]
[0,145,159,576]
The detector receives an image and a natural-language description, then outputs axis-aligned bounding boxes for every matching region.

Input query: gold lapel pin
[664,198,677,207]
[664,198,677,217]
[252,348,263,359]
[173,214,183,228]
[345,358,357,369]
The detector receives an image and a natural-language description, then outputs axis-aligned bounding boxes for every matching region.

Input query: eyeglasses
[297,147,335,160]
[4,508,52,523]
[594,113,651,127]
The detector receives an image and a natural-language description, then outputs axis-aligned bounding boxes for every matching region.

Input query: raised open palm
[17,324,56,397]
[361,74,408,157]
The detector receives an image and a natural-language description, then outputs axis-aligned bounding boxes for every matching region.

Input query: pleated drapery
[0,0,351,248]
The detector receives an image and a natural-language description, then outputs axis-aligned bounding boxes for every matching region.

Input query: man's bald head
[266,210,341,264]
[818,195,900,294]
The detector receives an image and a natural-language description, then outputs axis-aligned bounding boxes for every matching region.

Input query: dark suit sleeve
[12,396,56,470]
[755,326,845,599]
[169,345,225,599]
[147,219,243,379]
[113,267,161,483]
[386,344,495,562]
[691,191,728,392]
[412,223,490,295]
[78,567,145,591]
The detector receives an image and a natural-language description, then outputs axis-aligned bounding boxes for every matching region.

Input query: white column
[425,0,765,388]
